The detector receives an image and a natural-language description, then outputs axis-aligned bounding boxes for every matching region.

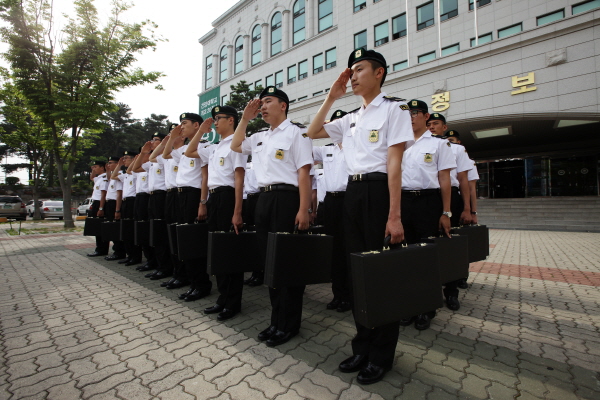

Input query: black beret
[179,112,203,124]
[152,132,166,140]
[211,105,238,119]
[408,99,429,113]
[169,123,179,131]
[330,110,347,121]
[348,48,387,83]
[427,113,446,124]
[445,130,460,138]
[108,156,120,162]
[123,150,138,157]
[91,160,106,167]
[259,86,290,106]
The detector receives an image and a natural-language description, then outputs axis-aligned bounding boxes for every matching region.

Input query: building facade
[199,0,600,198]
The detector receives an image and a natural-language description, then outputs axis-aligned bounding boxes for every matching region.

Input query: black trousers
[316,201,326,226]
[344,180,399,368]
[323,193,350,303]
[134,193,156,267]
[178,187,211,291]
[90,200,109,254]
[444,188,464,297]
[148,191,172,274]
[104,199,126,256]
[207,188,244,311]
[243,193,262,279]
[122,197,142,261]
[255,190,305,333]
[165,190,186,281]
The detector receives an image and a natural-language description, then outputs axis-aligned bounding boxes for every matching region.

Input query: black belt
[178,186,200,193]
[166,188,176,193]
[136,192,150,197]
[326,191,346,197]
[260,184,298,192]
[402,189,440,197]
[348,172,387,182]
[209,186,234,194]
[451,186,459,192]
[124,196,136,201]
[106,199,116,202]
[247,192,260,198]
[150,190,166,195]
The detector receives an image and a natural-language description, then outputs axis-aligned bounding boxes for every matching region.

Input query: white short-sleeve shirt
[402,131,457,190]
[174,144,207,189]
[119,172,137,198]
[148,156,167,192]
[468,159,480,181]
[244,161,259,196]
[106,171,123,200]
[313,144,349,192]
[449,143,473,188]
[91,173,107,201]
[164,157,179,189]
[199,135,246,190]
[135,171,149,194]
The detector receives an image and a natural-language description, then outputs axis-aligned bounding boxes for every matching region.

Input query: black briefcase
[308,225,326,234]
[120,219,134,241]
[167,223,178,255]
[149,219,167,247]
[134,220,150,246]
[207,230,261,274]
[83,217,103,236]
[351,242,443,329]
[176,222,209,260]
[265,230,333,287]
[451,225,489,262]
[422,234,470,284]
[100,221,121,242]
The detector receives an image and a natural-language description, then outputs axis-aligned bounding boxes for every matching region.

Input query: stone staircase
[477,197,600,232]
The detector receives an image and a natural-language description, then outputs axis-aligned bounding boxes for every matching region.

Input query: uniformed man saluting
[307,49,412,385]
[87,160,109,257]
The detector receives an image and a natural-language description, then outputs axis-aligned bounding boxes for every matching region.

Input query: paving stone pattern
[0,229,599,399]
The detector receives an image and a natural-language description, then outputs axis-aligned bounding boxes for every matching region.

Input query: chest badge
[95,186,99,190]
[129,181,133,185]
[189,160,195,167]
[424,153,433,163]
[110,184,114,189]
[156,169,161,175]
[174,166,178,172]
[369,130,379,143]
[142,176,147,181]
[275,149,284,160]
[219,157,225,166]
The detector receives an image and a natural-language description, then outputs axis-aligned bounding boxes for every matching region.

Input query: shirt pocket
[419,149,438,168]
[270,140,292,162]
[342,128,355,149]
[358,118,385,147]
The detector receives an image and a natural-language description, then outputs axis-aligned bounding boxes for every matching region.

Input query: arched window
[234,36,244,74]
[219,46,228,82]
[271,12,282,56]
[318,0,333,32]
[251,25,261,66]
[293,0,305,45]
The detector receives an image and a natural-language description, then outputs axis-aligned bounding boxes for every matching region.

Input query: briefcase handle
[383,235,408,251]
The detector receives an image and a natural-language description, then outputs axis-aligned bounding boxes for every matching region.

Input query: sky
[1,0,239,182]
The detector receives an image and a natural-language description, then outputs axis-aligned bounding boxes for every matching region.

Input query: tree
[0,0,164,227]
[226,80,268,135]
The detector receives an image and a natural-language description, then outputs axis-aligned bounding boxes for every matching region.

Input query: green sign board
[199,86,221,143]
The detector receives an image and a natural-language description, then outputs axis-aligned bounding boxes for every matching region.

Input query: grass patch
[6,226,83,235]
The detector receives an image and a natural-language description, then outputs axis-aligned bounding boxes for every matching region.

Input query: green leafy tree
[226,80,268,134]
[0,0,164,227]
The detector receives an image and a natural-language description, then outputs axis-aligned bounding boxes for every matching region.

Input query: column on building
[227,44,234,79]
[305,0,313,39]
[243,34,250,70]
[212,53,219,85]
[261,22,269,62]
[282,9,291,52]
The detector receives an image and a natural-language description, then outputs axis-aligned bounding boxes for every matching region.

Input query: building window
[288,65,297,84]
[219,46,228,82]
[293,0,306,45]
[248,82,254,90]
[251,25,261,66]
[271,12,282,56]
[393,60,408,71]
[374,21,389,47]
[255,79,262,89]
[275,70,283,88]
[573,0,600,14]
[470,32,492,46]
[313,90,323,96]
[441,43,460,56]
[440,0,458,21]
[266,74,274,87]
[325,48,336,69]
[537,9,564,26]
[418,50,436,63]
[313,53,324,74]
[221,94,228,105]
[392,14,407,40]
[289,99,296,104]
[417,2,434,30]
[354,30,367,50]
[234,36,244,75]
[498,23,522,38]
[469,0,491,10]
[354,0,366,12]
[298,95,308,101]
[205,55,213,89]
[319,0,333,32]
[298,60,308,80]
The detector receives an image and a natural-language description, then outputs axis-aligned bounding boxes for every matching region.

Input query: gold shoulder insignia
[447,142,451,147]
[291,121,306,128]
[399,104,409,111]
[302,133,308,138]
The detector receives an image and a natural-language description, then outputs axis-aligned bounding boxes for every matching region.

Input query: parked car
[0,196,27,221]
[40,200,64,220]
[77,198,93,216]
[26,199,47,217]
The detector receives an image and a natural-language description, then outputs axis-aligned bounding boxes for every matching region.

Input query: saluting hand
[242,99,261,121]
[171,125,183,138]
[199,118,213,134]
[327,68,352,101]
[141,141,152,152]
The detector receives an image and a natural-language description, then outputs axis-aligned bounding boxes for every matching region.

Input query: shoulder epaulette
[200,139,208,143]
[325,143,335,146]
[348,107,360,114]
[291,121,306,128]
[432,135,445,139]
[214,141,220,145]
[301,133,309,138]
[383,96,407,102]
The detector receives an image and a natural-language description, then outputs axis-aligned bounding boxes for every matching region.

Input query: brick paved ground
[1,228,599,399]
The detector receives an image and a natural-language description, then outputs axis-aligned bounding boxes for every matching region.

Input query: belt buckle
[209,189,215,194]
[265,185,272,192]
[352,174,362,182]
[413,190,421,196]
[178,187,182,193]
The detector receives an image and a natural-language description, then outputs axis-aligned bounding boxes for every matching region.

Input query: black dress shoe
[166,280,189,290]
[87,251,108,257]
[217,308,239,321]
[150,271,172,281]
[145,270,158,278]
[457,279,469,289]
[178,288,194,300]
[247,277,264,287]
[415,313,433,331]
[136,262,150,271]
[118,258,131,264]
[125,259,142,266]
[243,276,254,285]
[161,278,177,288]
[266,330,298,347]
[336,301,352,312]
[105,254,126,261]
[338,355,368,373]
[399,316,415,326]
[326,299,340,310]
[357,362,391,385]
[184,289,210,302]
[204,304,224,314]
[258,325,278,341]
[446,296,460,311]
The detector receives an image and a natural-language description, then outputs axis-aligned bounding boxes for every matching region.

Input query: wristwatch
[99,207,104,211]
[200,199,208,205]
[115,210,121,213]
[442,211,452,218]
[471,211,478,215]
[308,208,313,214]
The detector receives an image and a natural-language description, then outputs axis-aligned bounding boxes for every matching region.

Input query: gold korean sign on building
[431,92,450,112]
[511,72,537,95]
